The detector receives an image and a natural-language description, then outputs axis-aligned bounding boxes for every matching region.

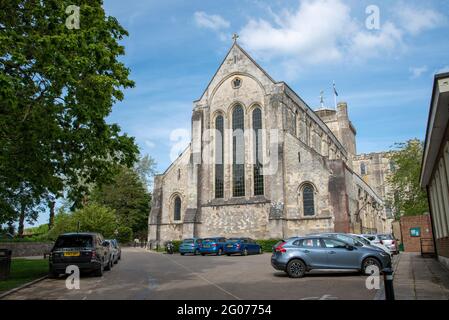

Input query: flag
[333,82,339,97]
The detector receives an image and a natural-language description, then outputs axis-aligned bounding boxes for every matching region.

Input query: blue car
[179,238,202,255]
[199,237,227,256]
[224,238,263,256]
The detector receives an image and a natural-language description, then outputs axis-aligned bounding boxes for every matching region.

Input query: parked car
[199,237,227,256]
[49,232,113,277]
[378,234,399,255]
[363,234,399,255]
[106,239,121,264]
[352,234,391,256]
[271,235,391,278]
[179,238,203,255]
[223,238,263,256]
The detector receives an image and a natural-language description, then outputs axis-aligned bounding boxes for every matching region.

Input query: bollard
[383,268,395,300]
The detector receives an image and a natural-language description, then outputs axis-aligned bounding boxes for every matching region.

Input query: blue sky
[30,0,449,226]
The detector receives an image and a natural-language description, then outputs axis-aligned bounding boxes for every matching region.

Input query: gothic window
[361,163,367,175]
[252,107,264,196]
[174,196,181,221]
[233,105,245,197]
[303,184,315,216]
[215,115,224,198]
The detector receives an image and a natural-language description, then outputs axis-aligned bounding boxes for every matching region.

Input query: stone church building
[148,41,393,245]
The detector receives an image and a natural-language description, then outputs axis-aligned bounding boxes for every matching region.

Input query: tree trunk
[18,203,25,238]
[48,200,55,229]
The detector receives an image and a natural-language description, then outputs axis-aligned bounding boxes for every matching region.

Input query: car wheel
[217,248,223,256]
[286,259,306,278]
[94,263,104,277]
[362,257,381,275]
[105,258,112,271]
[114,256,118,264]
[243,248,248,256]
[118,254,121,260]
[201,253,205,256]
[195,249,199,256]
[180,253,185,256]
[226,253,231,256]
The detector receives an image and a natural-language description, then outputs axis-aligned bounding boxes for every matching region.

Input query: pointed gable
[196,43,277,105]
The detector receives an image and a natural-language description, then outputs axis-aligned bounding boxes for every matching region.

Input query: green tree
[387,139,429,218]
[91,166,151,234]
[0,0,138,225]
[48,203,118,240]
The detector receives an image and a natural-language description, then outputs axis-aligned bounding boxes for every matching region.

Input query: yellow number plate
[64,251,80,257]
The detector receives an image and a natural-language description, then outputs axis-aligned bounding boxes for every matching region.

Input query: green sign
[410,227,421,237]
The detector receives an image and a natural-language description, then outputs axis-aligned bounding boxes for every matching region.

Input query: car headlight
[379,252,388,257]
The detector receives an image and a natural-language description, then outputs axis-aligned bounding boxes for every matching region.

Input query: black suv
[49,232,113,277]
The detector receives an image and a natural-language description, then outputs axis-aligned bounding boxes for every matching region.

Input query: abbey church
[148,41,394,245]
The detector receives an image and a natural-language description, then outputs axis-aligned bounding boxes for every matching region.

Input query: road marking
[163,255,241,300]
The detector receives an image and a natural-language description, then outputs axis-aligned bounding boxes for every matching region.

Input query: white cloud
[395,4,447,35]
[145,140,156,148]
[409,66,428,79]
[239,0,404,66]
[194,11,230,31]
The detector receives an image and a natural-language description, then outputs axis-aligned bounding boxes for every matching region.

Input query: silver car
[271,236,391,278]
[363,234,399,255]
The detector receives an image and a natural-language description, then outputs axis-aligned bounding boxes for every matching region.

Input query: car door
[322,238,360,269]
[249,239,258,253]
[294,238,328,268]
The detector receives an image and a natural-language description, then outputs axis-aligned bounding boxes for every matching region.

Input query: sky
[30,0,449,226]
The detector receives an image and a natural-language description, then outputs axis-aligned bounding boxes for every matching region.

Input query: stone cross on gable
[232,33,239,43]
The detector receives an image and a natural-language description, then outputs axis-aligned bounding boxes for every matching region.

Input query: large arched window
[303,184,315,216]
[174,196,181,221]
[252,107,264,195]
[215,115,224,198]
[232,105,245,197]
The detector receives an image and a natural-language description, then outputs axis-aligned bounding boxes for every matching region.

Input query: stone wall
[0,242,53,257]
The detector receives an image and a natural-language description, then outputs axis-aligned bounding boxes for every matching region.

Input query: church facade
[148,42,393,246]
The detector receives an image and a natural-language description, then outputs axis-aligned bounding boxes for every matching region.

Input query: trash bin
[0,249,12,280]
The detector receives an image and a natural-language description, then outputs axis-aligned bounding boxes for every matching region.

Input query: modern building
[420,72,449,269]
[148,41,393,246]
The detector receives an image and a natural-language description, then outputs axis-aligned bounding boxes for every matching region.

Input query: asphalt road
[3,247,378,300]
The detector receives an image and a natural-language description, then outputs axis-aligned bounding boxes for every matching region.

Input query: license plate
[203,245,210,248]
[64,251,80,257]
[227,244,233,248]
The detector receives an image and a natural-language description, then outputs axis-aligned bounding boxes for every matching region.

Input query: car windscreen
[227,238,242,243]
[54,235,93,248]
[203,238,216,242]
[378,234,393,240]
[183,239,194,244]
[354,236,370,245]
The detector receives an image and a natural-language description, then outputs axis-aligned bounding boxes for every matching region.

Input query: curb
[0,275,48,300]
[373,253,401,300]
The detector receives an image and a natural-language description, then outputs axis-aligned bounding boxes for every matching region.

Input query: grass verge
[0,259,48,293]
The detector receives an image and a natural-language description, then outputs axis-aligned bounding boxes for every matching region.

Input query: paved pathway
[393,252,449,300]
[2,247,377,300]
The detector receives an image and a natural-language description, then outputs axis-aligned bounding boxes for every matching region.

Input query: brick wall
[400,215,434,252]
